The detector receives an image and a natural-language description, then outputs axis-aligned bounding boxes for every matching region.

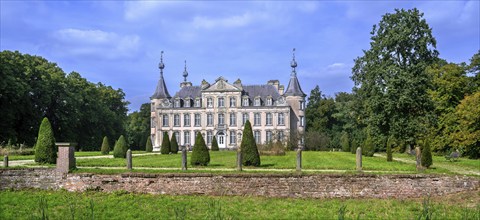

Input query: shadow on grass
[259,164,275,168]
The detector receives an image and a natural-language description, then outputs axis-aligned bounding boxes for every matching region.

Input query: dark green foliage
[113,135,128,158]
[126,103,151,150]
[191,132,210,166]
[211,136,219,151]
[34,117,57,164]
[170,134,178,154]
[386,136,394,162]
[101,136,110,155]
[145,137,153,153]
[161,132,171,154]
[340,132,350,152]
[241,120,261,166]
[421,138,433,168]
[363,132,374,157]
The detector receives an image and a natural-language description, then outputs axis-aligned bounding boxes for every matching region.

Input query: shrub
[101,136,110,155]
[170,134,178,154]
[211,136,219,151]
[241,120,261,166]
[421,138,433,168]
[34,117,57,164]
[160,132,171,154]
[340,132,350,152]
[386,136,394,162]
[258,141,285,156]
[363,132,374,157]
[145,136,153,152]
[113,135,128,158]
[191,132,210,166]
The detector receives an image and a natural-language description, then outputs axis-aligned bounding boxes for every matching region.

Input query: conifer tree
[241,120,261,166]
[363,132,374,157]
[211,136,219,151]
[145,136,153,152]
[191,132,210,166]
[421,138,433,168]
[386,136,394,162]
[34,117,57,164]
[101,136,110,155]
[340,132,350,152]
[160,132,171,154]
[113,135,128,158]
[170,134,179,154]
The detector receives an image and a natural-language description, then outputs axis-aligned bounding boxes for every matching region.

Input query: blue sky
[1,1,478,112]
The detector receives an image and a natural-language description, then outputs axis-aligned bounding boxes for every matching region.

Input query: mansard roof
[243,85,281,101]
[173,86,202,99]
[284,75,306,97]
[151,74,171,99]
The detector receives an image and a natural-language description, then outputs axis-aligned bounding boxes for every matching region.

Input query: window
[184,131,190,145]
[174,132,180,143]
[254,98,261,106]
[207,114,213,126]
[230,113,236,126]
[162,115,169,127]
[207,98,213,108]
[266,98,272,106]
[277,131,284,142]
[243,98,249,106]
[300,116,304,127]
[266,131,272,143]
[300,101,305,110]
[254,113,261,126]
[175,100,180,108]
[230,97,236,107]
[254,131,261,144]
[174,114,180,127]
[266,113,272,125]
[195,98,201,107]
[194,114,201,127]
[230,131,236,144]
[218,97,225,107]
[207,131,213,145]
[184,99,191,107]
[218,113,225,125]
[242,113,249,125]
[278,113,285,125]
[151,102,155,111]
[151,117,155,128]
[184,114,190,127]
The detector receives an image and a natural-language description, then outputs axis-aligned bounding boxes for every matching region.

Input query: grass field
[0,150,149,161]
[0,189,478,219]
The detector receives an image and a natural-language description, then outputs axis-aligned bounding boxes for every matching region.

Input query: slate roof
[173,86,202,99]
[284,75,306,97]
[242,85,281,102]
[151,75,171,99]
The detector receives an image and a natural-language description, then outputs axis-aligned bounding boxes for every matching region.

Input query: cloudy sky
[1,1,478,112]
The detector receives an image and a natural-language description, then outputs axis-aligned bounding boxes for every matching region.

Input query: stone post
[296,148,302,172]
[3,155,8,168]
[56,142,77,174]
[236,148,242,171]
[415,147,422,171]
[356,147,362,171]
[126,149,132,170]
[181,146,187,171]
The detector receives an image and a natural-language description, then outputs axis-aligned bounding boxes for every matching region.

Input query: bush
[101,136,110,155]
[113,135,128,158]
[258,141,285,156]
[241,120,261,166]
[34,117,57,164]
[386,136,394,162]
[191,132,210,166]
[160,132,171,154]
[363,133,374,157]
[340,132,350,152]
[170,135,178,154]
[421,138,433,168]
[145,136,153,152]
[211,136,219,151]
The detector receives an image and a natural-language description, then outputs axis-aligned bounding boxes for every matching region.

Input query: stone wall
[1,168,479,199]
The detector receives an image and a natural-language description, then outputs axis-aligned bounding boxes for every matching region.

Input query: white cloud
[52,28,140,59]
[327,63,346,69]
[123,1,169,21]
[192,11,268,29]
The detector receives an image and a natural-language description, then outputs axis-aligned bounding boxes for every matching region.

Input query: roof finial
[182,60,188,82]
[290,48,297,76]
[158,51,165,76]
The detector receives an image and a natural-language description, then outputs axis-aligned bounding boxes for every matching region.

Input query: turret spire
[290,48,297,77]
[151,51,171,99]
[159,51,165,75]
[284,48,306,97]
[182,60,188,82]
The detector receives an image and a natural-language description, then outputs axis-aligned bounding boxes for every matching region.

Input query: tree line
[305,8,479,159]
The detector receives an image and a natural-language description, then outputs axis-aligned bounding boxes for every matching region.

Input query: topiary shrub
[386,136,394,162]
[34,117,57,164]
[145,136,153,152]
[113,135,128,158]
[170,134,178,154]
[191,132,210,166]
[161,132,171,154]
[421,138,433,168]
[241,120,261,166]
[211,136,219,151]
[363,132,374,157]
[101,136,110,155]
[340,132,350,152]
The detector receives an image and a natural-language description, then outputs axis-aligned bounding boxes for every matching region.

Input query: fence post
[296,148,302,172]
[356,147,362,172]
[181,146,187,171]
[3,155,8,168]
[236,148,242,171]
[126,149,132,170]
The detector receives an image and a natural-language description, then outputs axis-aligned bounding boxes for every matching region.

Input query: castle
[150,49,305,151]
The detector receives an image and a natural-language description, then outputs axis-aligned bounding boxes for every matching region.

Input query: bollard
[236,148,242,171]
[356,147,362,171]
[415,147,422,170]
[296,148,302,172]
[4,155,8,168]
[181,147,187,171]
[127,149,132,170]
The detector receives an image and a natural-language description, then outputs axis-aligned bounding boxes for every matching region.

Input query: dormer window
[243,97,249,106]
[184,98,191,107]
[207,97,213,108]
[254,97,261,106]
[174,99,181,108]
[195,98,201,107]
[266,97,272,106]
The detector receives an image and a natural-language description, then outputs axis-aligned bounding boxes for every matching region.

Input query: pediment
[203,77,241,92]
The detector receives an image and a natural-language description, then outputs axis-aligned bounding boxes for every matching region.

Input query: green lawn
[0,150,150,161]
[0,189,478,219]
[391,153,480,170]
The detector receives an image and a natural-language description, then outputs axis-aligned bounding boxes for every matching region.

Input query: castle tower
[284,48,306,148]
[150,51,171,149]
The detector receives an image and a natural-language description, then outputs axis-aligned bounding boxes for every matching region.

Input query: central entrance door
[217,132,226,149]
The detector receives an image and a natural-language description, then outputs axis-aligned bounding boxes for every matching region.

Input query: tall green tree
[34,117,57,164]
[191,132,210,166]
[170,134,179,154]
[160,132,171,154]
[241,120,261,166]
[126,103,151,150]
[211,136,219,151]
[449,92,480,158]
[351,8,438,149]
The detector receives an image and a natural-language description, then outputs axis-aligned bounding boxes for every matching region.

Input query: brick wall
[1,169,478,199]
